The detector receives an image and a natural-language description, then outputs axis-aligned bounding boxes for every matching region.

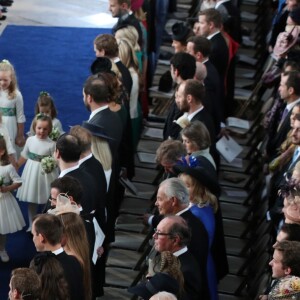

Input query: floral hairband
[39,91,49,96]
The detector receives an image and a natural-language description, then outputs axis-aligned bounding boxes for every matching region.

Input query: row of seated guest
[142,135,228,300]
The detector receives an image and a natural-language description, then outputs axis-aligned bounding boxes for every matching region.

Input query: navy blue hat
[128,273,179,300]
[81,121,114,141]
[172,22,192,42]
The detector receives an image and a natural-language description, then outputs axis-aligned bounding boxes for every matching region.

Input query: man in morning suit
[43,134,99,216]
[109,0,143,49]
[147,178,209,299]
[163,52,196,140]
[83,73,123,160]
[266,71,300,161]
[153,216,207,300]
[186,35,223,134]
[198,9,230,115]
[31,214,84,300]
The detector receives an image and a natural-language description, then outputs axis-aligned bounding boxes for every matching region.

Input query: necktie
[292,147,300,164]
[278,108,288,131]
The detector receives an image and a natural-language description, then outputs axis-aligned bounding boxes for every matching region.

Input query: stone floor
[0,0,116,35]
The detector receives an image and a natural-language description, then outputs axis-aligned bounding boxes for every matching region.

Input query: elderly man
[153,216,209,300]
[147,178,209,296]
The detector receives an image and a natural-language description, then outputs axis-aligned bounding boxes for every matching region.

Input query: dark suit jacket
[209,32,229,89]
[267,108,292,161]
[79,155,107,231]
[204,60,224,130]
[115,60,133,97]
[178,250,209,300]
[55,251,84,300]
[89,107,123,160]
[163,95,182,140]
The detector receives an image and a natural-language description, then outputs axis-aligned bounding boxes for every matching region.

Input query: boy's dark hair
[170,52,196,80]
[33,214,63,246]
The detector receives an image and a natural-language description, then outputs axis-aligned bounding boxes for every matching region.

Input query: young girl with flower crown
[17,114,58,230]
[0,136,25,263]
[0,60,26,153]
[28,91,63,140]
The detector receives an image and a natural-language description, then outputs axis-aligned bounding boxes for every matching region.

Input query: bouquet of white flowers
[41,156,57,174]
[49,127,61,141]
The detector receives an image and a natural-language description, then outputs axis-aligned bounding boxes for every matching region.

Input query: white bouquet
[49,127,61,141]
[41,156,57,174]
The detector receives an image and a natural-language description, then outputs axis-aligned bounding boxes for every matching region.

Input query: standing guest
[83,73,123,161]
[17,114,58,231]
[163,53,196,140]
[31,214,84,300]
[198,9,230,116]
[0,59,26,153]
[171,22,194,53]
[180,120,216,169]
[48,194,92,300]
[175,165,221,300]
[30,252,70,300]
[109,0,143,49]
[8,268,41,300]
[0,137,25,262]
[117,37,142,150]
[93,34,133,97]
[153,216,208,300]
[146,178,210,299]
[69,124,107,230]
[186,36,223,131]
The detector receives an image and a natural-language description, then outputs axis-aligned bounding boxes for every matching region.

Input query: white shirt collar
[113,57,121,63]
[173,246,188,257]
[59,165,79,178]
[215,0,230,8]
[207,30,221,40]
[176,206,190,216]
[187,106,204,121]
[88,105,109,121]
[79,153,92,166]
[52,247,64,255]
[286,97,300,112]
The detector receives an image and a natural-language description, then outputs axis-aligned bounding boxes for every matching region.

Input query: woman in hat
[174,164,220,300]
[171,22,194,53]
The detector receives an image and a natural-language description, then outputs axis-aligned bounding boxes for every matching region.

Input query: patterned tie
[278,108,288,131]
[292,147,300,165]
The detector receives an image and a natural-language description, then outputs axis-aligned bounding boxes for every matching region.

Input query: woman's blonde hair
[91,136,112,170]
[116,25,140,52]
[60,213,91,300]
[179,173,218,212]
[0,60,18,99]
[117,37,139,73]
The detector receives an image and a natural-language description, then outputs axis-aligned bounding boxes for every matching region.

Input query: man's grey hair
[160,178,189,206]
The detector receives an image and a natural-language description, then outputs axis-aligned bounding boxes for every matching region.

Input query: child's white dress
[0,90,26,150]
[0,164,25,234]
[17,136,58,204]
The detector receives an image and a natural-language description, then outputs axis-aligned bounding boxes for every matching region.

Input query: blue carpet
[0,25,111,298]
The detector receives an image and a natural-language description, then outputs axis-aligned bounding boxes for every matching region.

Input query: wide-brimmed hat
[273,26,300,57]
[81,121,114,141]
[47,193,80,216]
[171,22,191,42]
[90,57,112,75]
[131,0,144,11]
[127,273,179,300]
[174,162,220,196]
